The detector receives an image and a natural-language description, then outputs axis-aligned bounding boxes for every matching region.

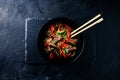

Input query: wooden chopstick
[71,18,104,38]
[71,14,101,35]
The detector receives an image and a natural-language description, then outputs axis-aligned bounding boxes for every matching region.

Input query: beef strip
[68,46,77,51]
[54,35,63,43]
[65,38,78,44]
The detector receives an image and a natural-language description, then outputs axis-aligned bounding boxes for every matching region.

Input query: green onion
[56,31,60,35]
[61,31,67,38]
[63,48,69,54]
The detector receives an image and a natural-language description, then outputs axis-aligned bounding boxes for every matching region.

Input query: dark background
[0,0,120,80]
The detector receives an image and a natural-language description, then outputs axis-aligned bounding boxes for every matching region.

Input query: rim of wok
[37,17,85,64]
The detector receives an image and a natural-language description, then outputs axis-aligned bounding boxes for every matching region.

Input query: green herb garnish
[61,31,67,38]
[63,48,69,54]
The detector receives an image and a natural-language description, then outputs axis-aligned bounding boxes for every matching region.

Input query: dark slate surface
[96,1,120,80]
[0,0,120,80]
[25,18,49,64]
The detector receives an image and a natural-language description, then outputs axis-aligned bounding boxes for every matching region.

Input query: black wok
[37,17,84,64]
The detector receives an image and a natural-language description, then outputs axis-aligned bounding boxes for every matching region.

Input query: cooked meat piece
[56,41,61,46]
[60,26,65,31]
[66,52,75,57]
[65,38,78,44]
[68,46,77,51]
[49,43,59,49]
[57,35,62,40]
[47,33,52,37]
[47,33,56,38]
[45,46,51,51]
[54,35,62,43]
[46,38,52,43]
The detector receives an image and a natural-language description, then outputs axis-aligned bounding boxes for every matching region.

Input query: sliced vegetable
[56,31,60,35]
[66,30,71,38]
[63,48,69,54]
[57,29,65,34]
[61,43,68,48]
[65,24,71,38]
[61,31,67,38]
[50,25,55,33]
[61,51,67,58]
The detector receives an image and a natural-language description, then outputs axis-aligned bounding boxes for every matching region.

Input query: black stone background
[0,0,120,80]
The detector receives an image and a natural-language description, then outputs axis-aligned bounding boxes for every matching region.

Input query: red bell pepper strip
[61,43,68,49]
[59,49,66,58]
[61,51,67,58]
[50,25,55,33]
[64,24,71,38]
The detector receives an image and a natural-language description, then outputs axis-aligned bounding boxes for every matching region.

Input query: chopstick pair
[71,14,104,38]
